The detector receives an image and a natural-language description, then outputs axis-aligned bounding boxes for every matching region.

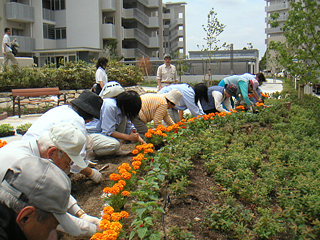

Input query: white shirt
[0,139,96,236]
[2,33,11,53]
[95,67,108,85]
[157,64,177,83]
[212,91,232,113]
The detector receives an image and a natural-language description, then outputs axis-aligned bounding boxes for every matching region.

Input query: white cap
[165,89,182,106]
[48,123,87,169]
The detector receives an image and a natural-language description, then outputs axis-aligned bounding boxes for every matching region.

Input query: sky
[166,0,267,59]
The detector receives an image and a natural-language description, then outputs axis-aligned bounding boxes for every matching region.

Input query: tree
[197,7,227,76]
[269,0,320,84]
[137,56,152,82]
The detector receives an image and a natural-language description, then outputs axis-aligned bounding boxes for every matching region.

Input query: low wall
[0,57,34,67]
[145,75,229,83]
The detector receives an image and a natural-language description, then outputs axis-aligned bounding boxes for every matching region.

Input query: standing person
[2,28,18,67]
[158,83,206,122]
[86,91,145,157]
[0,156,82,239]
[194,83,238,114]
[94,57,108,95]
[22,90,104,183]
[157,55,178,91]
[132,89,182,135]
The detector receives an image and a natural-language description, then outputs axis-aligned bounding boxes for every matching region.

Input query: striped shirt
[139,94,175,127]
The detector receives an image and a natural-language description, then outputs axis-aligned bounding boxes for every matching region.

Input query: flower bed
[91,83,320,239]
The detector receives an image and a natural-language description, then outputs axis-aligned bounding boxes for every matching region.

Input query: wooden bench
[12,87,66,118]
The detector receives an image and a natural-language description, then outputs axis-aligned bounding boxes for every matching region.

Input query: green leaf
[150,232,162,240]
[135,208,147,218]
[137,227,148,239]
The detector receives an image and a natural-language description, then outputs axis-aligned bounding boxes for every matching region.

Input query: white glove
[88,169,102,183]
[80,214,101,225]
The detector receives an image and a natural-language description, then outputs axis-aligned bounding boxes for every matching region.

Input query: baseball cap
[165,89,182,106]
[1,156,81,236]
[49,123,87,169]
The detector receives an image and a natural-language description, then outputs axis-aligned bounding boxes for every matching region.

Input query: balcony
[163,13,170,19]
[170,29,183,41]
[265,14,288,23]
[137,0,159,8]
[122,48,146,59]
[124,28,149,46]
[265,2,290,12]
[43,8,55,22]
[101,0,116,11]
[171,41,184,51]
[148,16,159,28]
[149,37,159,48]
[11,36,35,53]
[169,18,183,30]
[123,8,149,26]
[6,2,34,23]
[265,27,283,34]
[102,24,117,39]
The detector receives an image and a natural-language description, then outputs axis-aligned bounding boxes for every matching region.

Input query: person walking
[2,28,18,67]
[157,55,178,91]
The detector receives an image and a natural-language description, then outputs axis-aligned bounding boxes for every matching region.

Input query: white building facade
[0,0,186,66]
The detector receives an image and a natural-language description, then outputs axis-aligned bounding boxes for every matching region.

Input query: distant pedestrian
[93,57,108,95]
[2,28,18,67]
[157,55,178,91]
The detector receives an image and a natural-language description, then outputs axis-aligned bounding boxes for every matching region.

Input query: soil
[59,146,224,240]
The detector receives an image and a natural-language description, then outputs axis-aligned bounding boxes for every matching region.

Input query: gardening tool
[98,164,109,172]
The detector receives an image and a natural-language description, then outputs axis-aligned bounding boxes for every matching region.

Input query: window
[178,12,183,18]
[43,23,55,39]
[55,28,66,39]
[42,0,65,10]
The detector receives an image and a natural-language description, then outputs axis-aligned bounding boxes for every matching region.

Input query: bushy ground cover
[0,60,144,91]
[91,80,320,240]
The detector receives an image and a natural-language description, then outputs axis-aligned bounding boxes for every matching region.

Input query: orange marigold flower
[118,168,128,174]
[118,163,131,171]
[121,172,132,180]
[122,190,130,196]
[101,230,119,240]
[113,183,124,191]
[99,219,111,230]
[102,214,111,220]
[103,206,114,215]
[181,119,186,122]
[132,170,137,174]
[145,132,153,138]
[136,145,144,151]
[110,185,121,195]
[132,149,139,155]
[111,212,122,221]
[132,161,142,166]
[118,180,126,187]
[120,211,129,218]
[90,233,104,240]
[109,173,121,181]
[103,187,112,194]
[133,165,140,170]
[161,133,167,137]
[109,222,123,233]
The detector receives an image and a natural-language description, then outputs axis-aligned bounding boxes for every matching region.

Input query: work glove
[80,214,101,226]
[88,168,102,183]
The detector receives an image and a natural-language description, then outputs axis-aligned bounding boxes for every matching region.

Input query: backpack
[11,45,18,56]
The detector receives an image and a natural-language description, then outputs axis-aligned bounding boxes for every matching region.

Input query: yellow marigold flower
[99,219,111,230]
[121,172,132,180]
[122,190,130,196]
[103,206,114,215]
[109,173,121,181]
[102,214,111,220]
[111,212,122,221]
[132,149,139,155]
[120,211,129,218]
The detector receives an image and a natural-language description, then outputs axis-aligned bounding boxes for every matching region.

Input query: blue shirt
[223,76,251,106]
[86,98,135,136]
[158,84,204,117]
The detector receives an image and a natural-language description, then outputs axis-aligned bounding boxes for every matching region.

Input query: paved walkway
[0,80,284,143]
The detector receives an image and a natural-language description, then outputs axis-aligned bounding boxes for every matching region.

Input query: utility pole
[230,43,234,75]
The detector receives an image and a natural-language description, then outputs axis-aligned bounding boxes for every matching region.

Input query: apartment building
[0,0,186,66]
[265,0,290,48]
